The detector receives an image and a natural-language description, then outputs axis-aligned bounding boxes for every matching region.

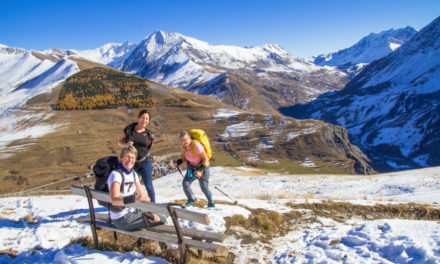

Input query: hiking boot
[185,200,195,207]
[207,202,215,208]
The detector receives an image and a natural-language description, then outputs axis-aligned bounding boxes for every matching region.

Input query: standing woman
[118,109,155,202]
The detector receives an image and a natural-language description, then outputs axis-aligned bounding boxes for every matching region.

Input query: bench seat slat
[89,213,225,242]
[77,217,226,253]
[71,185,210,225]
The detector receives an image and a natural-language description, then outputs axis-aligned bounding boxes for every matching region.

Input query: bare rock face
[319,124,373,174]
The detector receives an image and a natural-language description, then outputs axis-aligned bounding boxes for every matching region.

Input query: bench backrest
[71,185,210,225]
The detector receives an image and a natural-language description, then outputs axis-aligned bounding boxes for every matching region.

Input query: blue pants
[134,158,155,203]
[182,166,213,203]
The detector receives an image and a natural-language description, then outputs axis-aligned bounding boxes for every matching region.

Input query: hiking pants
[134,158,155,203]
[112,209,166,231]
[182,166,213,203]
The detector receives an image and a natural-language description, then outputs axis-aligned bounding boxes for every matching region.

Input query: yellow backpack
[187,129,212,163]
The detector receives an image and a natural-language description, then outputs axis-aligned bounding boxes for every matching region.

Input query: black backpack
[93,156,124,207]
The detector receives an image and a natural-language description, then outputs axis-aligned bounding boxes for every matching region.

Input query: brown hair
[179,130,190,139]
[138,109,151,119]
[120,146,138,159]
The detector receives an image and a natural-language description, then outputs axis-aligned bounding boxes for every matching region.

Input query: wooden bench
[71,185,227,263]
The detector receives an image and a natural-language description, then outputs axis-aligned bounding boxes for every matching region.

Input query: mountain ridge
[280,16,440,171]
[114,30,348,114]
[313,26,417,76]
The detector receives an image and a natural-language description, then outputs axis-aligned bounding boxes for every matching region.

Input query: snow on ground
[0,166,439,263]
[0,109,68,159]
[213,108,241,122]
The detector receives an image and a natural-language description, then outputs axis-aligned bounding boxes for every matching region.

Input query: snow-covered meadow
[1,166,439,263]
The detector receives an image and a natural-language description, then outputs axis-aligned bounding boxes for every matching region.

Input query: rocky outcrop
[319,125,373,174]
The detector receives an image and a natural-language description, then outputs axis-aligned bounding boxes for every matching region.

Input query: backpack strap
[109,168,125,213]
[190,140,200,158]
[146,128,154,151]
[123,123,136,143]
[113,168,125,193]
[181,140,200,157]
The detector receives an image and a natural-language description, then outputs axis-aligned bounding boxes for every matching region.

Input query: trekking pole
[176,166,185,178]
[214,186,238,205]
[195,174,238,204]
[193,169,239,205]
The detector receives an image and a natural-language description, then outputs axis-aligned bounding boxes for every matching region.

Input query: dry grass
[0,249,19,258]
[224,201,440,250]
[287,200,440,221]
[1,209,15,216]
[23,214,38,224]
[225,208,302,244]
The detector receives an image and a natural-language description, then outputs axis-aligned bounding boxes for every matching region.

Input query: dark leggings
[182,166,213,203]
[134,158,155,203]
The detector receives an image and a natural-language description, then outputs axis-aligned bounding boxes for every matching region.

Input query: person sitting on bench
[108,146,165,231]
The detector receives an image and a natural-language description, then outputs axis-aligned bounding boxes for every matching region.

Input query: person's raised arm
[118,132,133,147]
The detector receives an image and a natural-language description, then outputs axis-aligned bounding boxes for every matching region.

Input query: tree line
[54,67,156,110]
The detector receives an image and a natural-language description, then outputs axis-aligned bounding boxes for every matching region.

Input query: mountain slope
[280,16,440,171]
[0,65,373,194]
[0,45,79,117]
[313,27,417,76]
[72,42,137,68]
[116,31,348,114]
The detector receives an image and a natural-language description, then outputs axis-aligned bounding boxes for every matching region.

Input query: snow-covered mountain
[0,42,372,175]
[313,27,417,76]
[115,30,348,113]
[280,16,440,171]
[0,45,80,117]
[72,41,136,68]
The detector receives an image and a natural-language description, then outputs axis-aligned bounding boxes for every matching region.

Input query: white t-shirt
[107,169,139,220]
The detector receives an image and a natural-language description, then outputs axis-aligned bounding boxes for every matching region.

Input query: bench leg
[107,207,118,241]
[167,204,187,264]
[84,186,99,248]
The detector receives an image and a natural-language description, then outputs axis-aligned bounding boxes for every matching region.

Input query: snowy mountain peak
[313,26,417,75]
[72,42,137,67]
[43,48,78,59]
[361,26,417,50]
[401,16,440,54]
[259,43,290,55]
[358,16,439,89]
[116,30,348,113]
[0,44,27,55]
[147,30,181,44]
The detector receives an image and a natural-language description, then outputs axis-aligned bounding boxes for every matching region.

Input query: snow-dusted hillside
[0,45,80,117]
[281,16,440,171]
[1,166,439,263]
[0,46,54,115]
[0,45,80,157]
[313,27,417,76]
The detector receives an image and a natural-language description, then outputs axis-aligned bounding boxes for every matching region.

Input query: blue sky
[1,0,439,58]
